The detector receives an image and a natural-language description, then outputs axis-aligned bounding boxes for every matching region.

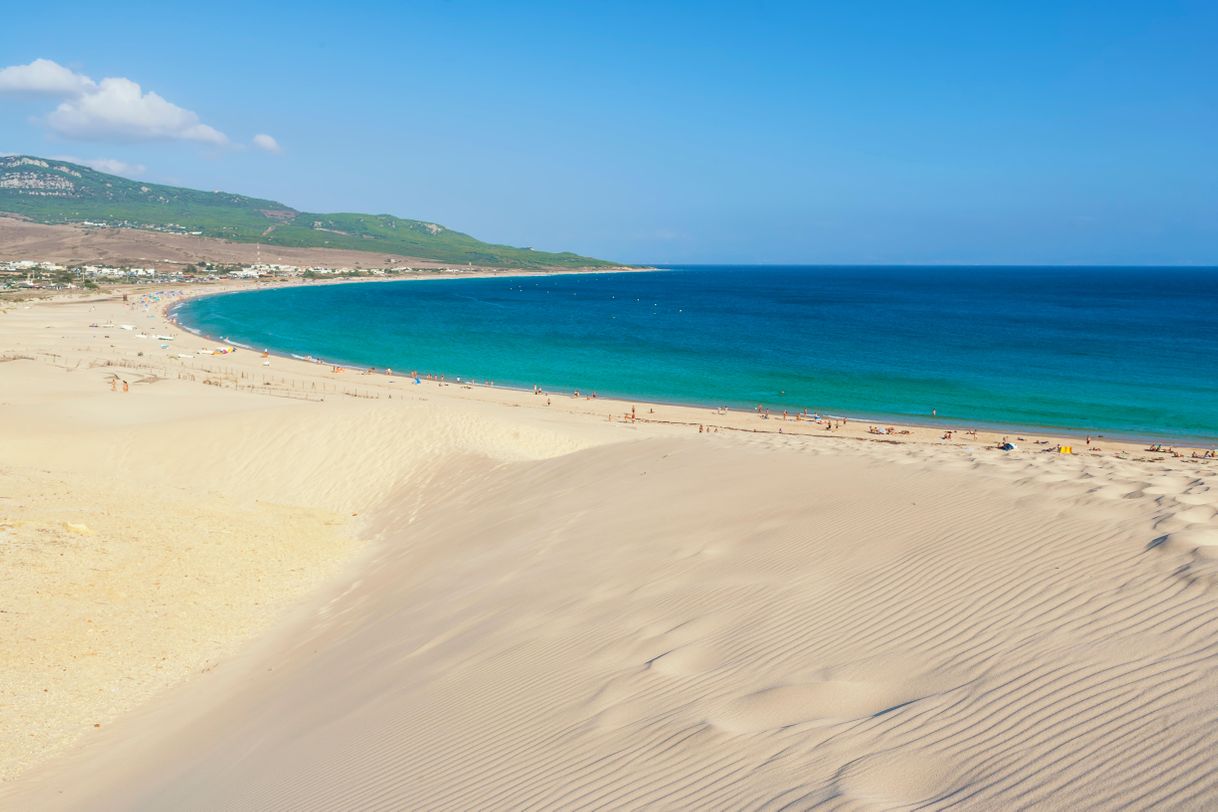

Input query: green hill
[0,155,615,269]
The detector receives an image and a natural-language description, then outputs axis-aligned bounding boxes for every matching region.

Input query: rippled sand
[3,288,1216,809]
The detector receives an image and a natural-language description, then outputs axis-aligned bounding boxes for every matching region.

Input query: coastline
[2,282,1217,807]
[170,274,1216,455]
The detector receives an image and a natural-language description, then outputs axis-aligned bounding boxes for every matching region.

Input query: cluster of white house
[1,260,166,289]
[1,260,156,276]
[3,258,467,289]
[1,259,67,272]
[79,220,203,236]
[243,263,400,277]
[79,265,160,278]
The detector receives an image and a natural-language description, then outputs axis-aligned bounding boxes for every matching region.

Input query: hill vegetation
[0,156,614,269]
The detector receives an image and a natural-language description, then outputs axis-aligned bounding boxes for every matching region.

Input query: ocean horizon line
[643,262,1218,270]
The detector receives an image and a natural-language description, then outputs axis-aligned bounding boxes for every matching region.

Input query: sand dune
[2,290,1217,809]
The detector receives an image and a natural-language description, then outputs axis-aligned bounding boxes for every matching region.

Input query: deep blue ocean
[176,266,1218,441]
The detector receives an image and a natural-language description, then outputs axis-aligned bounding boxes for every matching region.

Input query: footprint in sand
[584,637,732,730]
[708,681,922,733]
[1142,477,1197,497]
[1150,526,1218,557]
[1088,482,1141,500]
[648,643,728,676]
[1154,505,1216,532]
[593,614,723,666]
[591,692,663,730]
[831,749,964,807]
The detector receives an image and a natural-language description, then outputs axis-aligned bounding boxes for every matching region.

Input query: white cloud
[48,77,228,144]
[51,155,147,177]
[0,58,95,96]
[252,133,281,153]
[0,59,228,145]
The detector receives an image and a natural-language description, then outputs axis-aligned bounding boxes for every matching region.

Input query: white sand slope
[3,292,1217,810]
[9,435,1218,810]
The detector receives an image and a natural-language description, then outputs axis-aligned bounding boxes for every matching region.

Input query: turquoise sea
[176,266,1218,442]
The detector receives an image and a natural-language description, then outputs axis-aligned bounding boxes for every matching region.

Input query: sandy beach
[3,283,1217,809]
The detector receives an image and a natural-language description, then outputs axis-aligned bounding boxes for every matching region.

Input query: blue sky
[1,1,1214,264]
